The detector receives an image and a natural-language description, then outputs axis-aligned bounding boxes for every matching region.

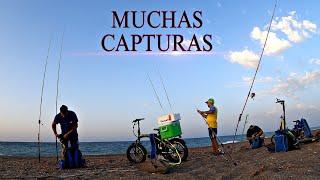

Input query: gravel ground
[1,138,320,179]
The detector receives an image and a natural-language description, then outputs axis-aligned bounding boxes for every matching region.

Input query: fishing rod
[37,38,52,163]
[241,114,249,135]
[157,70,173,113]
[55,30,65,162]
[233,0,278,143]
[147,73,164,112]
[196,107,237,166]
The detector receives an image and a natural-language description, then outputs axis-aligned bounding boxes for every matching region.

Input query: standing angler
[197,98,220,155]
[52,105,79,158]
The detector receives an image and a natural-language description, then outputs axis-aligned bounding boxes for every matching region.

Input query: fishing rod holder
[276,98,284,104]
[276,98,286,130]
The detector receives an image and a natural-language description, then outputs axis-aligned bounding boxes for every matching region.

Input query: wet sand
[1,139,320,179]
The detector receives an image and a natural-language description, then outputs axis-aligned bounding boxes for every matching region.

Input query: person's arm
[63,122,78,139]
[247,135,253,141]
[198,106,215,116]
[252,128,264,138]
[197,109,208,118]
[257,129,264,137]
[63,112,79,139]
[52,121,58,137]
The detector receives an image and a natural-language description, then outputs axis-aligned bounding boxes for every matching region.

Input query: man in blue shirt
[52,105,79,157]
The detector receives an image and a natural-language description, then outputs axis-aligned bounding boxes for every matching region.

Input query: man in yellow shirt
[197,98,219,155]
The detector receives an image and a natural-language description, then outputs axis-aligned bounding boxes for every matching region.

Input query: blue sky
[0,0,320,142]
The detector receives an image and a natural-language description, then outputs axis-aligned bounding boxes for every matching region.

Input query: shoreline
[1,139,320,179]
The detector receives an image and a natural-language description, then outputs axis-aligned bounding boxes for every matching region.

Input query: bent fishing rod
[37,38,52,163]
[233,0,278,143]
[196,108,237,166]
[55,30,65,163]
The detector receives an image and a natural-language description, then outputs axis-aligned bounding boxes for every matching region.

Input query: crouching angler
[246,125,265,149]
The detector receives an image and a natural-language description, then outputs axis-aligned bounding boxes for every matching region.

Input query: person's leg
[259,137,264,147]
[208,128,219,154]
[70,137,79,150]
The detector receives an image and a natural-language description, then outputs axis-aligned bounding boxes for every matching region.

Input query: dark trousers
[61,137,79,158]
[208,128,219,154]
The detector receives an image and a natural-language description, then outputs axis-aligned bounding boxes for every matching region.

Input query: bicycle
[126,118,188,164]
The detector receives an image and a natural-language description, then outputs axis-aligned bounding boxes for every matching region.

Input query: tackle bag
[274,131,288,152]
[251,137,264,149]
[273,129,298,152]
[59,148,86,169]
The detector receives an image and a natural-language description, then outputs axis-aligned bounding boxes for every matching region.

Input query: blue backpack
[274,131,288,152]
[59,148,86,169]
[251,137,263,149]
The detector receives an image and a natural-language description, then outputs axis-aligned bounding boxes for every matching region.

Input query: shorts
[208,128,218,140]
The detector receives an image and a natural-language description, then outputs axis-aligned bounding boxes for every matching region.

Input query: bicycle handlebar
[139,134,149,138]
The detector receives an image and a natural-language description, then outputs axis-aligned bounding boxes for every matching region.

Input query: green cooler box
[159,120,182,140]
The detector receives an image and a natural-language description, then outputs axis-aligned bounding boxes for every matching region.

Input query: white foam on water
[222,140,239,144]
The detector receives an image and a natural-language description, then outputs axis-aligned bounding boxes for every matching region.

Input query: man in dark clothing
[246,125,265,149]
[52,105,79,157]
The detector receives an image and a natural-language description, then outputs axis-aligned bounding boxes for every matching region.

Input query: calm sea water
[3,127,319,157]
[0,134,256,157]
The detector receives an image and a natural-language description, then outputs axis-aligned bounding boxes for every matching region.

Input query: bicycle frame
[131,119,182,165]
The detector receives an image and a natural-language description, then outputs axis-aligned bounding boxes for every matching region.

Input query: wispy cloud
[271,11,317,43]
[226,76,274,88]
[267,71,320,98]
[310,58,320,65]
[226,11,318,68]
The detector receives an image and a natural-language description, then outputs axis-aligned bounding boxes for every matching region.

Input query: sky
[0,0,320,142]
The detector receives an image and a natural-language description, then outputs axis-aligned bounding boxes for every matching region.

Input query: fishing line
[241,114,249,135]
[196,106,237,166]
[147,73,164,111]
[55,29,65,163]
[233,0,278,143]
[38,37,52,163]
[157,69,174,113]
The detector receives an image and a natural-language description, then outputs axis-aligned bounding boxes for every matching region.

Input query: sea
[0,134,267,157]
[1,126,319,157]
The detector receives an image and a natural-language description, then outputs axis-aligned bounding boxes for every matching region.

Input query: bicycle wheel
[169,138,188,161]
[126,143,147,163]
[162,141,182,164]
